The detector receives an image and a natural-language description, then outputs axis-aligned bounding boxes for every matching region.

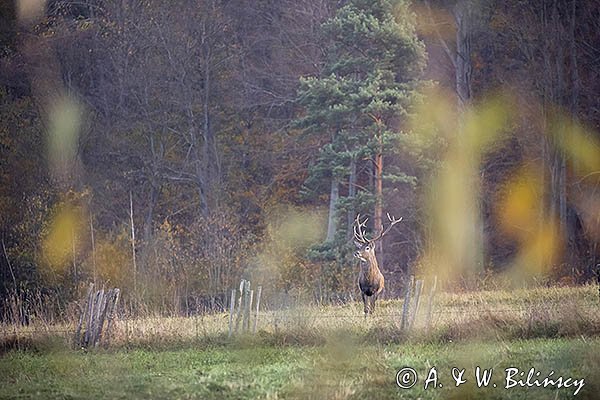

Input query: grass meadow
[1,285,600,399]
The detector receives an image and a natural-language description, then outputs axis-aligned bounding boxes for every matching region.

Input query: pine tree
[296,0,426,272]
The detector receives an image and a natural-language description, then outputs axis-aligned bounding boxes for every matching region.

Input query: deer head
[353,213,402,262]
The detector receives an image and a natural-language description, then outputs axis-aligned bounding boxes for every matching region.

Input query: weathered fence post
[253,286,262,334]
[74,284,94,346]
[103,288,120,347]
[401,275,414,331]
[229,280,263,337]
[244,288,254,332]
[92,289,106,347]
[74,285,121,348]
[228,289,236,337]
[234,280,246,333]
[83,287,95,346]
[409,279,424,329]
[425,276,438,329]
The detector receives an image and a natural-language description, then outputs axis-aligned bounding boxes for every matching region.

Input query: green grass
[2,285,600,399]
[1,338,599,399]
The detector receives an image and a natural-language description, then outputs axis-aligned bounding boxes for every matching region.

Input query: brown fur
[353,213,401,316]
[355,243,384,315]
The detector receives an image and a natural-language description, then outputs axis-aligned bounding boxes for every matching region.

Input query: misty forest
[1,0,600,318]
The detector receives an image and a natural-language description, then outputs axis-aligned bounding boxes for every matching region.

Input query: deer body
[353,213,401,316]
[357,250,384,314]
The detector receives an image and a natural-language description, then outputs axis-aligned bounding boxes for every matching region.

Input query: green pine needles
[295,0,427,272]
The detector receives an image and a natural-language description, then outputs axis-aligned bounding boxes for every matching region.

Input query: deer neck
[360,252,380,277]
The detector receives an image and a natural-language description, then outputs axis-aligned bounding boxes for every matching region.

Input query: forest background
[1,0,599,315]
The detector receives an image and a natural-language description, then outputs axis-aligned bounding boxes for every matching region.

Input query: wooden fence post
[74,286,120,348]
[253,286,262,334]
[401,275,414,331]
[230,280,263,337]
[242,282,251,332]
[83,287,95,346]
[93,289,106,346]
[234,280,245,333]
[425,276,438,329]
[74,284,94,347]
[245,289,253,332]
[409,279,424,330]
[103,288,120,347]
[228,289,236,338]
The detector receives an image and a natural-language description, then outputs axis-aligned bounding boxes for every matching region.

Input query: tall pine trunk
[455,0,483,271]
[326,178,340,242]
[374,130,384,259]
[347,158,357,240]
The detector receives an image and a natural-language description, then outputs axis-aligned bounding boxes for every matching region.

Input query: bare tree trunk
[144,135,163,243]
[454,0,482,270]
[542,1,567,267]
[202,49,212,205]
[188,105,209,217]
[567,0,580,270]
[195,154,210,217]
[569,0,580,140]
[326,179,339,242]
[454,0,472,113]
[374,140,383,258]
[129,191,137,295]
[346,157,357,240]
[554,0,567,236]
[143,184,157,244]
[72,226,77,286]
[89,214,96,286]
[200,11,223,215]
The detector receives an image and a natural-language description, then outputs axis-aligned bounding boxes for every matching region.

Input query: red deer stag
[353,213,402,316]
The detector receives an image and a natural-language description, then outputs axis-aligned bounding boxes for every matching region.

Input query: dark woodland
[1,0,599,316]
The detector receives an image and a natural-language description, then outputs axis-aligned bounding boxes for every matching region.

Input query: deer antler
[353,214,369,244]
[370,213,402,242]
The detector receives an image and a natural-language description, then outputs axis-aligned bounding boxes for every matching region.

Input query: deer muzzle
[354,251,367,262]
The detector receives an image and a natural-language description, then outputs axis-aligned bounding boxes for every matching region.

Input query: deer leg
[362,293,369,316]
[370,295,376,314]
